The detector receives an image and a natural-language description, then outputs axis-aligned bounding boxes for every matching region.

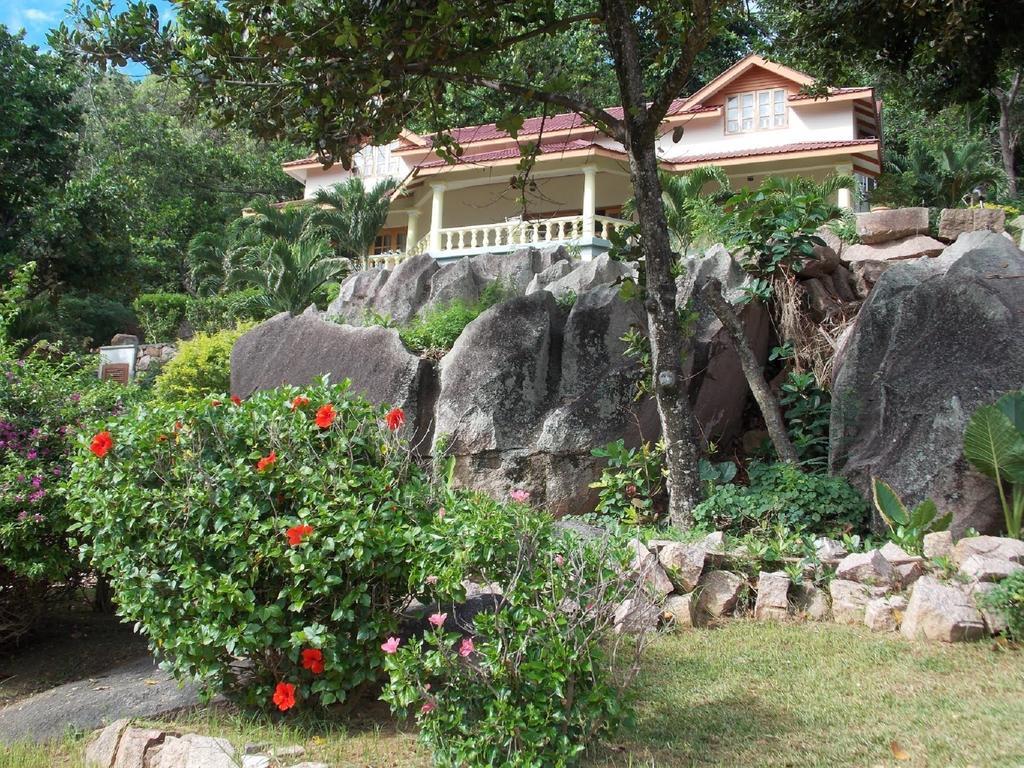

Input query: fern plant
[871,478,951,555]
[963,390,1024,538]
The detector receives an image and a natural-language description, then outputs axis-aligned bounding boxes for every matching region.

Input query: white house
[279,55,882,265]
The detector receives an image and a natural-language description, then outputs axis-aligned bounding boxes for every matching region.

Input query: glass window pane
[774,89,785,104]
[727,120,739,133]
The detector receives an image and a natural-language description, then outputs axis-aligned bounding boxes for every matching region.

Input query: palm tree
[229,236,348,315]
[623,166,730,253]
[186,229,241,297]
[311,177,399,262]
[933,140,1002,207]
[758,172,858,219]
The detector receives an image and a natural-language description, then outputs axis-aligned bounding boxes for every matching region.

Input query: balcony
[366,213,631,269]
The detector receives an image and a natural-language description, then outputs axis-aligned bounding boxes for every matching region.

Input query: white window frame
[726,88,788,134]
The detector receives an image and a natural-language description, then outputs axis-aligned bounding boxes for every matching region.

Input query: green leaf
[872,477,907,528]
[964,404,1023,480]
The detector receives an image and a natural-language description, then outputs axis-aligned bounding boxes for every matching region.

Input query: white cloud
[22,8,56,22]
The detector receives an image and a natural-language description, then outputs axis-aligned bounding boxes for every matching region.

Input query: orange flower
[89,431,113,458]
[272,681,296,711]
[315,404,336,429]
[286,524,314,546]
[256,450,277,472]
[291,395,310,411]
[210,400,222,407]
[230,395,242,405]
[384,407,405,431]
[300,648,324,674]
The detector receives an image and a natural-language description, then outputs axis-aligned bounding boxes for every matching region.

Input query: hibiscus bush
[67,379,432,708]
[0,341,136,643]
[382,491,650,768]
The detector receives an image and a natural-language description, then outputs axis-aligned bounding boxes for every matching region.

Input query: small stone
[657,542,706,593]
[901,576,986,642]
[959,554,1023,582]
[879,541,919,566]
[702,531,726,554]
[113,728,165,768]
[288,763,331,768]
[813,537,847,563]
[864,595,908,632]
[895,561,924,589]
[628,538,674,597]
[244,743,271,755]
[829,579,884,625]
[645,539,675,554]
[242,756,271,768]
[792,583,830,621]
[696,570,745,618]
[153,734,236,768]
[753,571,790,620]
[953,536,1024,566]
[835,550,897,588]
[662,593,696,629]
[270,745,306,759]
[613,598,659,634]
[85,719,130,768]
[923,531,953,560]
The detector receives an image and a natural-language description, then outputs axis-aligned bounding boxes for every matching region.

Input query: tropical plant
[963,390,1024,538]
[658,166,730,252]
[778,371,832,470]
[977,570,1024,641]
[871,477,951,555]
[185,227,246,298]
[152,324,252,402]
[933,139,1003,206]
[230,236,347,315]
[312,177,399,262]
[589,439,667,526]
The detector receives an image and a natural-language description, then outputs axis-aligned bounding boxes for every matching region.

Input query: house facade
[280,55,882,267]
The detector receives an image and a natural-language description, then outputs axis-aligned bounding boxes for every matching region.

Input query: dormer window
[726,88,787,133]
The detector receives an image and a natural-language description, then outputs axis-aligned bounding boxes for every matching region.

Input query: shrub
[0,342,137,643]
[56,294,138,347]
[397,281,509,356]
[67,380,434,708]
[184,289,272,334]
[871,477,950,555]
[978,570,1024,641]
[133,292,188,342]
[693,462,870,537]
[589,439,666,525]
[779,371,832,470]
[152,324,251,402]
[382,490,646,768]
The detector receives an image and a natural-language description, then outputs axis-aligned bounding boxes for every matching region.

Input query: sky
[1,0,173,76]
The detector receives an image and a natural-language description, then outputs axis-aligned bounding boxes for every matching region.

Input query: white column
[428,183,446,254]
[836,164,854,211]
[406,209,420,251]
[581,165,597,239]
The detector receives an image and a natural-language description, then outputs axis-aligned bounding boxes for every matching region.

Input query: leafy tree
[56,0,749,526]
[312,178,399,262]
[230,236,348,315]
[658,167,730,252]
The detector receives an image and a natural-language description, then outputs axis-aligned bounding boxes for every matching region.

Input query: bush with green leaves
[964,390,1024,538]
[779,370,832,470]
[396,281,509,356]
[382,490,646,768]
[56,294,138,348]
[978,570,1024,641]
[67,380,434,708]
[184,289,272,334]
[871,478,951,555]
[152,324,252,402]
[589,439,666,525]
[0,341,137,643]
[133,292,188,342]
[693,461,870,537]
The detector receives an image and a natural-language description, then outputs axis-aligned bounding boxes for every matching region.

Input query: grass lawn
[3,621,1022,767]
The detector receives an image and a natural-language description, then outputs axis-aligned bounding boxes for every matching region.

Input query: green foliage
[55,294,138,348]
[694,462,870,537]
[397,282,508,356]
[870,478,951,555]
[589,439,666,526]
[382,494,641,767]
[133,293,188,342]
[963,390,1024,538]
[623,167,731,253]
[778,371,832,470]
[66,380,432,708]
[311,178,399,260]
[977,570,1024,641]
[230,237,347,316]
[152,325,251,402]
[698,457,738,498]
[880,139,1003,208]
[184,290,273,334]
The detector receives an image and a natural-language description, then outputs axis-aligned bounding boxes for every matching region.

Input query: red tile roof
[668,138,879,166]
[787,87,873,101]
[415,139,624,169]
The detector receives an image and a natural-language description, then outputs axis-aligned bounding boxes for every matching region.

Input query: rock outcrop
[830,232,1024,534]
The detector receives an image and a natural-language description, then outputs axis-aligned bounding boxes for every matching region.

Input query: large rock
[952,535,1024,565]
[627,539,674,597]
[829,579,882,625]
[231,311,427,433]
[864,595,907,632]
[959,554,1023,582]
[938,207,1005,242]
[425,256,485,310]
[835,550,897,589]
[923,531,954,560]
[842,234,945,267]
[656,542,706,592]
[533,253,634,298]
[435,287,654,514]
[471,246,570,294]
[901,576,986,642]
[153,734,237,768]
[325,267,389,323]
[855,207,929,244]
[663,592,697,629]
[525,260,575,294]
[830,232,1024,535]
[753,571,790,620]
[696,570,744,618]
[792,583,830,621]
[369,252,439,324]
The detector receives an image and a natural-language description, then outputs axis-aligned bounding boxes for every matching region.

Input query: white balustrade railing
[364,213,631,268]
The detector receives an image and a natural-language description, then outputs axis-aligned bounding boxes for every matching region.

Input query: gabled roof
[673,54,815,112]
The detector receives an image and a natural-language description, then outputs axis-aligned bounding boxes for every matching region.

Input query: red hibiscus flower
[230,395,242,405]
[291,395,310,411]
[301,648,325,674]
[286,524,314,546]
[272,681,296,711]
[384,407,405,431]
[210,400,222,407]
[315,404,336,429]
[256,450,277,472]
[89,431,113,459]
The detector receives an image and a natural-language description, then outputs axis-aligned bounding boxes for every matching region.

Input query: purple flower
[26,450,37,460]
[31,476,42,488]
[69,393,81,403]
[52,466,61,477]
[33,513,43,522]
[29,490,45,503]
[17,511,28,522]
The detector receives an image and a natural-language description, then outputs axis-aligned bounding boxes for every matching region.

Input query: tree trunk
[698,278,800,464]
[995,70,1022,199]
